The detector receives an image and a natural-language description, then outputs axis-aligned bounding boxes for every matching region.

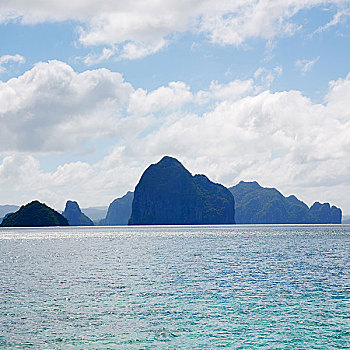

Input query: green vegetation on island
[1,200,69,227]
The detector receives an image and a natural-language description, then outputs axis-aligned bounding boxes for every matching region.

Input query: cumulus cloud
[121,78,350,211]
[0,65,349,212]
[0,153,144,209]
[325,72,350,121]
[0,60,134,152]
[128,81,193,115]
[296,57,319,74]
[0,54,25,73]
[0,1,347,60]
[196,79,255,104]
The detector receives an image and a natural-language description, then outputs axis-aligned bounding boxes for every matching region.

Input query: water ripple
[0,225,349,349]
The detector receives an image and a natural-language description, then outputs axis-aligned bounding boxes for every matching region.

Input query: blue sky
[0,1,349,214]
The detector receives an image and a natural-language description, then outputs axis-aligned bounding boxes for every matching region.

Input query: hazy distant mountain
[0,205,19,219]
[63,200,94,226]
[229,181,342,224]
[101,192,134,226]
[1,201,68,227]
[129,156,235,225]
[81,206,108,222]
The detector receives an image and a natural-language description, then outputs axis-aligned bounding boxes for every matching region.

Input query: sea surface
[0,225,349,349]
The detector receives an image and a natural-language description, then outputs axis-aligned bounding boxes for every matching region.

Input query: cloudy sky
[0,0,349,214]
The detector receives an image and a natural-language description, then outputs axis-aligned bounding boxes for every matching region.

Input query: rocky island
[230,181,342,224]
[100,191,134,225]
[129,156,235,225]
[62,200,94,226]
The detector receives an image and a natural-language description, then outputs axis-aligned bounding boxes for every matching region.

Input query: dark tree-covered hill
[1,200,69,227]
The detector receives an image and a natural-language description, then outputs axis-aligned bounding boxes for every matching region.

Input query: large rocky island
[230,181,342,224]
[129,156,235,225]
[62,200,94,226]
[1,200,69,227]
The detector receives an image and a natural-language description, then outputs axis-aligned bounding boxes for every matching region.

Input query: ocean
[0,225,349,349]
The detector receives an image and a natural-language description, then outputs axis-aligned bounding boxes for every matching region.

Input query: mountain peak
[63,200,94,226]
[159,155,181,163]
[238,180,261,188]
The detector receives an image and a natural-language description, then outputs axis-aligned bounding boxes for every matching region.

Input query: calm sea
[0,225,349,349]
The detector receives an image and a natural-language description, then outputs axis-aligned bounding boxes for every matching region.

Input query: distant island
[230,181,342,224]
[129,156,235,225]
[0,156,344,227]
[100,191,134,226]
[1,201,68,227]
[62,200,94,226]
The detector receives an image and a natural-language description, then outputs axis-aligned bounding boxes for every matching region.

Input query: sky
[0,0,349,214]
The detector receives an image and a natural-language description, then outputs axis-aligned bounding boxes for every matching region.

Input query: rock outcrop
[229,181,342,224]
[308,202,342,224]
[129,156,235,225]
[101,191,134,226]
[1,200,69,227]
[62,200,94,226]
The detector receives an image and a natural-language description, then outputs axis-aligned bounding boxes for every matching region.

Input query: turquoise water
[0,225,349,349]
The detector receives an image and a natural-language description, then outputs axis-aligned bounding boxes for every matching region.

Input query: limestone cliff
[102,191,134,225]
[62,200,94,226]
[129,156,235,225]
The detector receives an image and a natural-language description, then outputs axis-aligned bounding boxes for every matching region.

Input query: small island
[1,200,69,227]
[62,200,94,226]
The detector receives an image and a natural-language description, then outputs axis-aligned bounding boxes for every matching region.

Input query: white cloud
[195,79,256,106]
[254,66,283,87]
[0,61,350,213]
[119,39,167,60]
[325,72,350,121]
[0,54,25,73]
[0,153,144,210]
[0,60,134,152]
[82,47,117,66]
[0,1,347,60]
[119,72,350,212]
[128,81,193,115]
[312,8,350,35]
[295,57,320,74]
